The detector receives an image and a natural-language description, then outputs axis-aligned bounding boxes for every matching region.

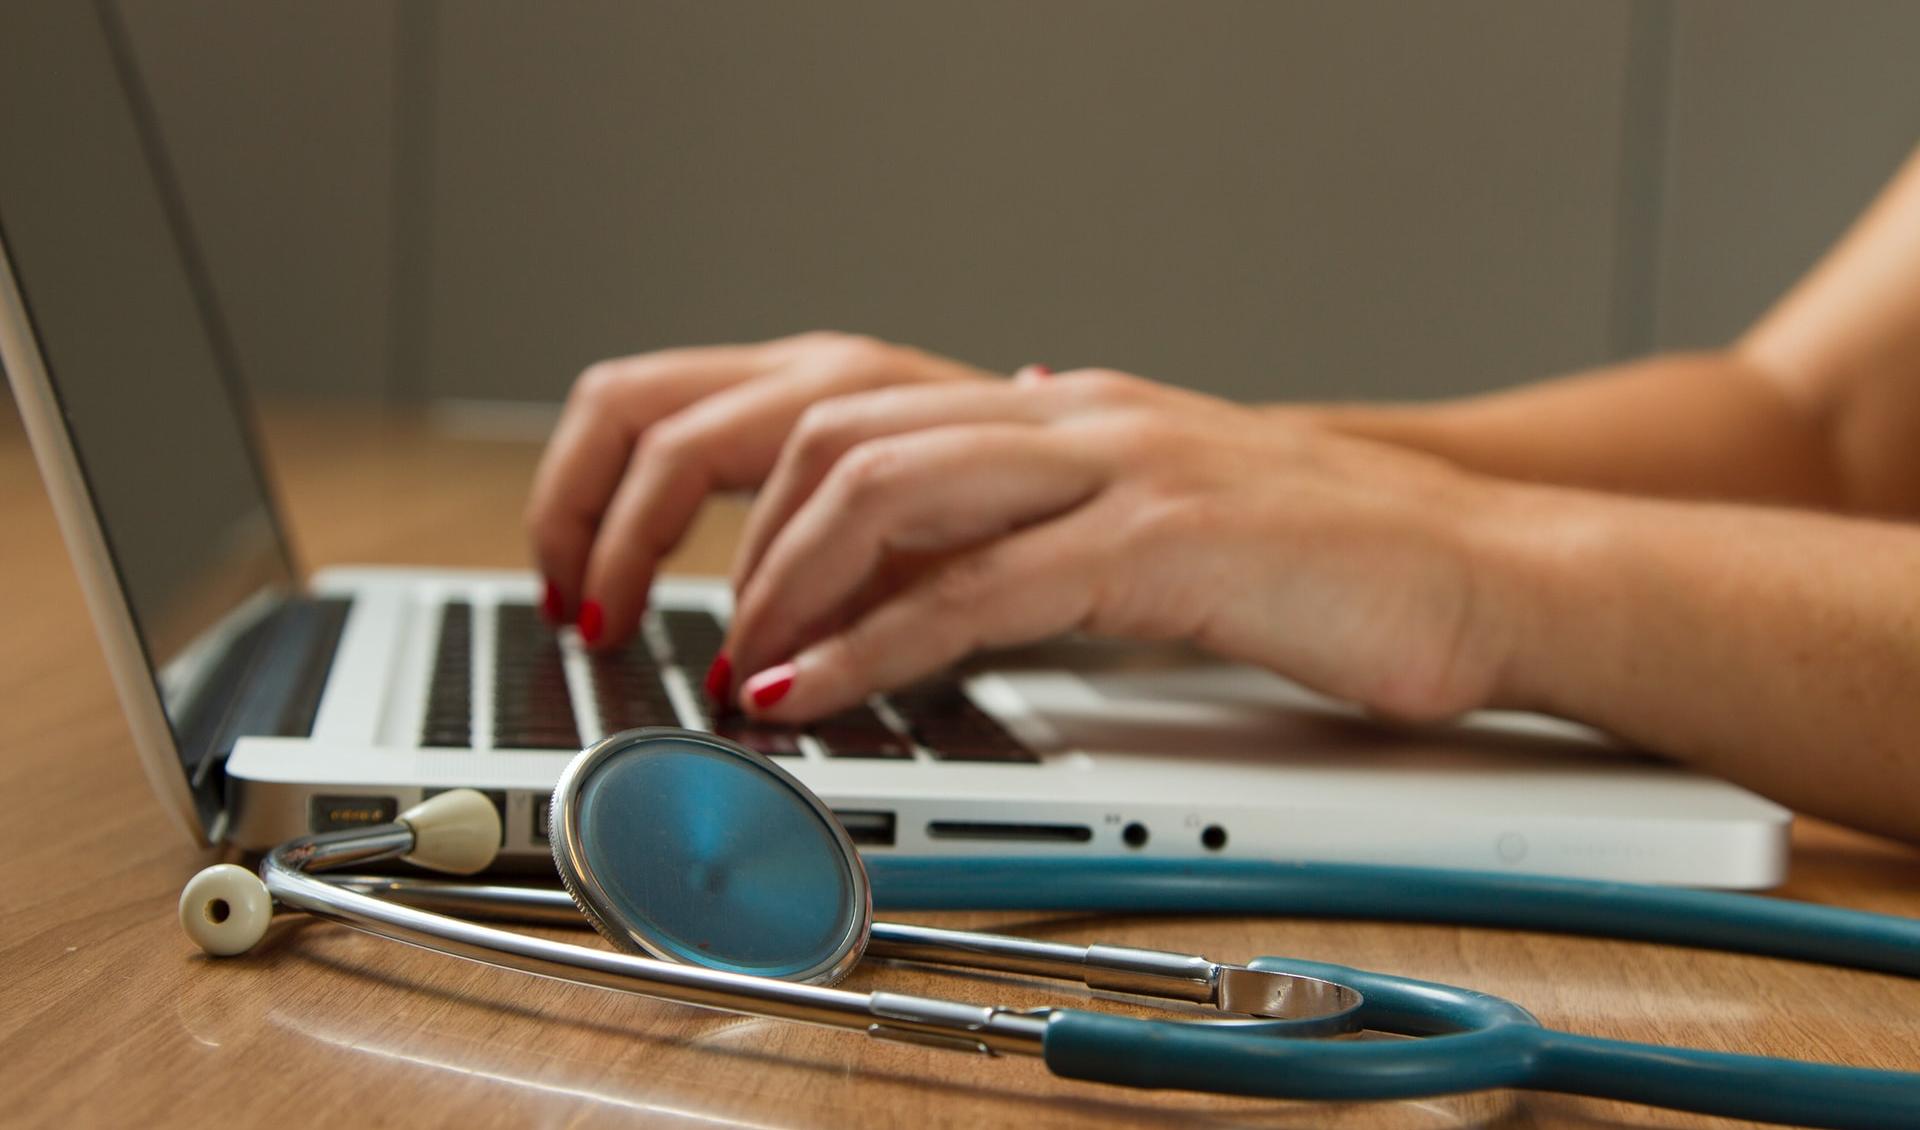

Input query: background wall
[118,0,1920,408]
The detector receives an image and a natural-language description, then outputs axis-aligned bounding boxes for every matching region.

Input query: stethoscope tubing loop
[1050,957,1920,1129]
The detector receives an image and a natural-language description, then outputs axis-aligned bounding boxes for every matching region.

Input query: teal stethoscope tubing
[1050,960,1920,1127]
[870,858,1920,1128]
[867,857,1920,976]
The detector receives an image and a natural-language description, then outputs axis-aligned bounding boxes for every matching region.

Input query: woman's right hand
[525,332,1000,650]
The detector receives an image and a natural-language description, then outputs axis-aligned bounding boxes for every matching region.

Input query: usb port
[834,810,897,846]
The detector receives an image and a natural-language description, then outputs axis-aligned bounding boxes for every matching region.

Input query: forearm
[1478,483,1920,842]
[1286,350,1843,508]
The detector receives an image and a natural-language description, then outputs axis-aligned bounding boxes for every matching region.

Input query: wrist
[1454,477,1623,717]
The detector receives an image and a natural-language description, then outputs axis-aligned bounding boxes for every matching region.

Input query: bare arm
[1310,146,1920,842]
[1482,483,1920,843]
[1300,146,1920,517]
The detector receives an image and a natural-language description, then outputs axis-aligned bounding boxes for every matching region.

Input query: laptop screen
[0,6,296,730]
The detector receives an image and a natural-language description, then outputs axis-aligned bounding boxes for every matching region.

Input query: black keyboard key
[886,679,1038,763]
[500,730,584,751]
[912,723,1033,762]
[420,602,472,747]
[492,602,580,750]
[659,608,725,672]
[713,717,805,757]
[589,642,682,732]
[812,704,914,760]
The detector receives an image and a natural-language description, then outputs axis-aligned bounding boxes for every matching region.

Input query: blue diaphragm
[550,728,871,984]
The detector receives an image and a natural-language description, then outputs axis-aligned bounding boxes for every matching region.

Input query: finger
[727,423,1106,682]
[576,363,886,650]
[526,344,770,618]
[730,380,1056,593]
[737,515,1103,721]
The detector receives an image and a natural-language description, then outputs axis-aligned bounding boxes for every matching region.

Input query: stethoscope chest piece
[549,727,873,985]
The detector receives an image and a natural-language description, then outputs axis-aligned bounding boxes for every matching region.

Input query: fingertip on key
[703,652,734,703]
[741,663,796,712]
[577,599,605,647]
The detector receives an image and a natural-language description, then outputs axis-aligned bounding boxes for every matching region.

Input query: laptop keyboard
[421,602,1037,763]
[420,602,474,748]
[492,603,582,749]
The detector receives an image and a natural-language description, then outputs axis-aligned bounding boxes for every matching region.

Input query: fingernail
[577,599,604,646]
[1014,363,1052,384]
[540,579,564,624]
[743,663,796,710]
[703,652,733,702]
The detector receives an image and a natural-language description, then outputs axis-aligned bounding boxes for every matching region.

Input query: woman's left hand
[720,369,1526,725]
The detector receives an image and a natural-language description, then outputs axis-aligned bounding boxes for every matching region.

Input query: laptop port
[926,820,1092,844]
[833,810,897,847]
[309,794,397,832]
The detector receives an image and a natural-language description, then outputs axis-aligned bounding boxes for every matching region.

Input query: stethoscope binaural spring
[180,727,1920,1129]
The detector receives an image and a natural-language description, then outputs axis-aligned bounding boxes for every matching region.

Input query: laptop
[0,3,1790,886]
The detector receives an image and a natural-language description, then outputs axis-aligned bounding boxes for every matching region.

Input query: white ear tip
[398,790,500,875]
[179,864,273,955]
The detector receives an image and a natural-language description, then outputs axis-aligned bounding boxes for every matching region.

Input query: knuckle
[1117,484,1219,554]
[927,552,998,613]
[817,632,866,681]
[640,416,700,466]
[792,398,863,462]
[1093,414,1175,462]
[569,360,628,409]
[1069,368,1143,402]
[783,328,854,351]
[526,502,584,551]
[830,439,910,504]
[810,332,894,375]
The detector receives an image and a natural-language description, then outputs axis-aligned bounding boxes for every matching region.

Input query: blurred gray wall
[120,1,1920,407]
[1653,1,1920,348]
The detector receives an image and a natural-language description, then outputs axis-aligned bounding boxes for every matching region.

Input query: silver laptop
[0,2,1789,886]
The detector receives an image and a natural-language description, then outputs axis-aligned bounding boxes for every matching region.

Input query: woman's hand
[721,368,1525,724]
[526,332,998,649]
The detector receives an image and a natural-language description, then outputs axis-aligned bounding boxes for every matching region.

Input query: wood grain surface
[2,402,1917,1129]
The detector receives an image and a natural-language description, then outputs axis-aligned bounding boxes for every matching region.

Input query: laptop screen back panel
[0,4,300,840]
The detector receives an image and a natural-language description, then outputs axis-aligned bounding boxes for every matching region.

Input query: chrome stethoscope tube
[245,821,1362,1059]
[330,874,1358,1021]
[265,826,1052,1057]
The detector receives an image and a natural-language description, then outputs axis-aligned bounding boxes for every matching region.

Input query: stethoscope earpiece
[179,863,272,956]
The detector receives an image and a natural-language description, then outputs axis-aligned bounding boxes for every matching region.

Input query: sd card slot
[925,820,1092,844]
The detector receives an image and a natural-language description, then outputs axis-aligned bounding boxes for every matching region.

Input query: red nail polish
[577,599,604,646]
[703,652,733,702]
[540,579,564,624]
[1030,363,1052,378]
[744,663,796,710]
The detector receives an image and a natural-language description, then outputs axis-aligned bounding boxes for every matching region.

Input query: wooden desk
[4,403,1918,1129]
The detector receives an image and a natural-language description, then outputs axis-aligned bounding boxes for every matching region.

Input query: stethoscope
[180,727,1920,1128]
